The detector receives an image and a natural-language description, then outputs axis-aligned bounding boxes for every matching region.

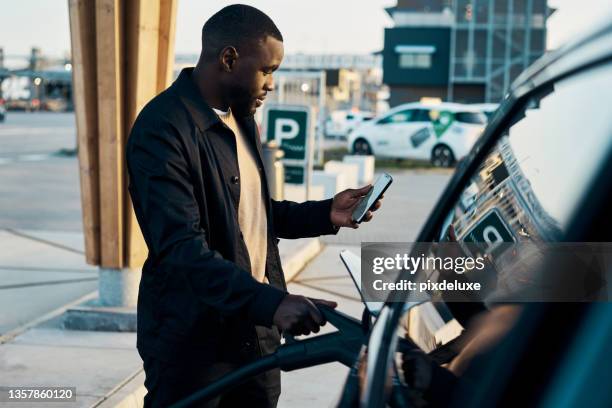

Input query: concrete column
[98,268,141,307]
[64,268,141,331]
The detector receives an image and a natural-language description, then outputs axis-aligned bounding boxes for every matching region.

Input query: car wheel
[431,145,455,167]
[353,138,372,155]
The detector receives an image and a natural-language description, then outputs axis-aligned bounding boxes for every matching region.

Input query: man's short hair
[201,4,283,62]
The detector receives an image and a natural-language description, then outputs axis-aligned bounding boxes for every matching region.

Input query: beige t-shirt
[215,108,268,283]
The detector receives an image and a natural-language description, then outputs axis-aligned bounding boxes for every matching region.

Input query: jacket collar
[171,67,221,131]
[171,67,259,139]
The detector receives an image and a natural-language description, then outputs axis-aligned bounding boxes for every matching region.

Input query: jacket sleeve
[271,198,340,239]
[127,123,286,327]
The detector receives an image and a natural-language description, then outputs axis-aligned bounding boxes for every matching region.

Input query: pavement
[0,231,323,408]
[0,229,96,337]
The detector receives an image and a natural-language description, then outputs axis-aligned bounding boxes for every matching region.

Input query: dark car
[358,20,612,407]
[170,21,612,408]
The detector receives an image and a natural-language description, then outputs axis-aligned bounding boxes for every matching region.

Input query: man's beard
[230,99,256,117]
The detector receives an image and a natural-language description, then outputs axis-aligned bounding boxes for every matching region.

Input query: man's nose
[265,76,274,92]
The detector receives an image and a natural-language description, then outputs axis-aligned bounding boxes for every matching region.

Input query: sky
[0,0,610,63]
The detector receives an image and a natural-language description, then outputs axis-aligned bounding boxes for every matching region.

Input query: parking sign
[463,208,516,257]
[263,105,313,185]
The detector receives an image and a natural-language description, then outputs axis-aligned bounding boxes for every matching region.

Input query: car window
[428,62,612,306]
[412,109,431,122]
[455,111,487,124]
[377,109,414,124]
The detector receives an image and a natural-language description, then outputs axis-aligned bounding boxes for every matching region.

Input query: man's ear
[219,46,239,72]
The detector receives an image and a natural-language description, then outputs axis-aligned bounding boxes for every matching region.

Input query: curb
[95,371,146,408]
[93,238,324,407]
[281,238,323,283]
[0,290,98,345]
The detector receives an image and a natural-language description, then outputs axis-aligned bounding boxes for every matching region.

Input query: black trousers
[141,353,281,408]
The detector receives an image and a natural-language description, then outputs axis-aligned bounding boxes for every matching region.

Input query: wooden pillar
[96,0,125,268]
[157,0,178,93]
[68,0,178,296]
[124,0,161,269]
[68,0,100,265]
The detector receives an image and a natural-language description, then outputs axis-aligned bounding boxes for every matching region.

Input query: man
[126,4,382,407]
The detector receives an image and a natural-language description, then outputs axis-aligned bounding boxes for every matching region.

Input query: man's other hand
[331,184,383,229]
[273,294,337,336]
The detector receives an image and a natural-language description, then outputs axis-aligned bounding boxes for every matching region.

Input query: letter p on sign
[275,118,300,142]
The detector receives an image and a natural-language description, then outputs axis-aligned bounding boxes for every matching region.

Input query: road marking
[0,152,56,165]
[20,153,53,162]
[0,277,98,290]
[0,265,95,274]
[4,229,85,255]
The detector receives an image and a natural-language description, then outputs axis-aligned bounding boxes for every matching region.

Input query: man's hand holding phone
[330,174,390,229]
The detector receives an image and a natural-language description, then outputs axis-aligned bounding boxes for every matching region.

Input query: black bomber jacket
[126,68,338,363]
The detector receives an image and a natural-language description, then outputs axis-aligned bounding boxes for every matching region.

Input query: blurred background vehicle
[324,109,374,140]
[347,102,486,167]
[0,97,6,121]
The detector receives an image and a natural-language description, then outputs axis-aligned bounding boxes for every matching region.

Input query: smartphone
[351,173,393,223]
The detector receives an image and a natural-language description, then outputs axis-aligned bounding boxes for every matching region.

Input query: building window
[399,53,432,69]
[395,45,436,70]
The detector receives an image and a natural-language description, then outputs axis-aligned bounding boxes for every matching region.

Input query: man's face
[224,36,284,117]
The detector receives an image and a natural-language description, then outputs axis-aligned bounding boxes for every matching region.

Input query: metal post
[262,141,285,200]
[503,0,514,95]
[467,0,476,78]
[278,75,285,104]
[315,70,326,166]
[524,0,533,70]
[485,0,494,102]
[447,1,458,101]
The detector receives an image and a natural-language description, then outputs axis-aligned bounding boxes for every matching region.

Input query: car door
[370,109,416,157]
[405,108,437,160]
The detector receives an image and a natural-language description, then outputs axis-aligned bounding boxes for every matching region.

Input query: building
[277,53,387,114]
[382,0,553,106]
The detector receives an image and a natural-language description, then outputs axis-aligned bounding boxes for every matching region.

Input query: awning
[394,45,436,54]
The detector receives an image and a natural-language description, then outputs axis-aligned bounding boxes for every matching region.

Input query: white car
[325,110,374,139]
[347,102,486,167]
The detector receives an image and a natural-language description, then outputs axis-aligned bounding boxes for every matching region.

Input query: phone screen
[352,173,392,223]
